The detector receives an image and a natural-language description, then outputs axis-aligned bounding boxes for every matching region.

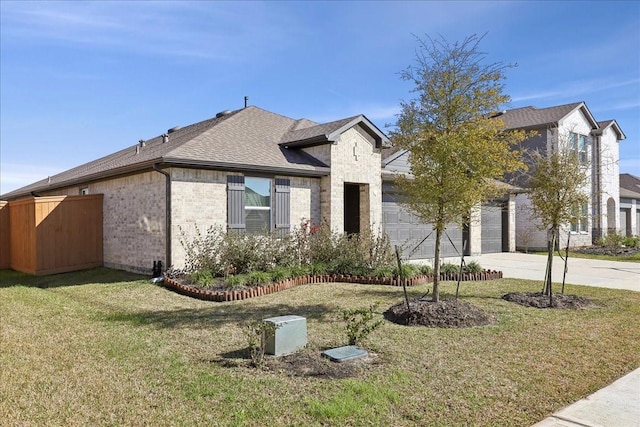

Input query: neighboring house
[1,106,387,273]
[498,101,625,251]
[381,148,518,259]
[619,173,640,236]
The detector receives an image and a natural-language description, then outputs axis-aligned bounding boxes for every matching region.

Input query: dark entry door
[344,183,360,234]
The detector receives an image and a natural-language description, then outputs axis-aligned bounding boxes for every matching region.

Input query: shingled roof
[620,173,640,199]
[2,106,388,199]
[497,101,598,130]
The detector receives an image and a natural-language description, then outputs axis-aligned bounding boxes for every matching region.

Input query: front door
[344,183,360,235]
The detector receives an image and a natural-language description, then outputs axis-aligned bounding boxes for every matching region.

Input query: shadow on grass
[102,302,335,330]
[0,268,147,289]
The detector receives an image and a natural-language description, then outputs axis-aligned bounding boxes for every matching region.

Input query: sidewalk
[466,253,640,426]
[531,367,640,427]
[468,252,640,292]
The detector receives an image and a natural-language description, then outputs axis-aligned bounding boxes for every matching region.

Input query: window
[570,202,588,233]
[227,175,290,235]
[245,177,271,233]
[569,132,588,164]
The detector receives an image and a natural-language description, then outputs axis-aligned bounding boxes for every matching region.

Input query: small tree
[391,34,527,301]
[524,130,590,303]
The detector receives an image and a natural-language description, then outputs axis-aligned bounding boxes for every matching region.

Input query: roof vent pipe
[139,139,146,147]
[162,134,169,143]
[244,96,249,108]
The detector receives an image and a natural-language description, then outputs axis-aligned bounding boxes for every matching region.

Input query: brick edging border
[162,270,503,302]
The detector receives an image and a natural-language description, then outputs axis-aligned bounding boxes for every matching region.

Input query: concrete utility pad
[322,345,368,363]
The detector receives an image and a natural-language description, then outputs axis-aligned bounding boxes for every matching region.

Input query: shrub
[178,225,225,275]
[309,224,394,275]
[309,262,329,276]
[418,264,433,275]
[393,264,418,279]
[464,261,483,274]
[622,235,638,248]
[246,271,272,287]
[189,269,215,287]
[225,274,247,288]
[289,264,310,278]
[597,232,625,253]
[440,263,459,274]
[270,267,292,282]
[373,266,393,278]
[342,303,384,346]
[244,320,279,369]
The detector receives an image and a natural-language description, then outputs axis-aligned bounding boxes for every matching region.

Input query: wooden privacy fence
[0,195,103,276]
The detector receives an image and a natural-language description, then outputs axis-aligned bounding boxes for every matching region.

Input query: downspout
[153,164,171,269]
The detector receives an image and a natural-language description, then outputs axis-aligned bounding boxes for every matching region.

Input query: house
[2,104,534,275]
[619,173,640,236]
[1,106,387,273]
[497,101,626,250]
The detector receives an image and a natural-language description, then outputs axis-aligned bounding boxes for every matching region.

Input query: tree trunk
[545,227,557,305]
[433,227,442,302]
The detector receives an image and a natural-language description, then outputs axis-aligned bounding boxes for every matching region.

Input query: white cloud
[0,1,302,61]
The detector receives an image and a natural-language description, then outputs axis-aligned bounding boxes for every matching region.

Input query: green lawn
[1,268,639,426]
[528,250,640,262]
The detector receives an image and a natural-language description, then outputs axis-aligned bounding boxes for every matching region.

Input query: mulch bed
[502,292,596,309]
[263,349,379,379]
[162,270,503,302]
[573,246,640,258]
[384,298,496,328]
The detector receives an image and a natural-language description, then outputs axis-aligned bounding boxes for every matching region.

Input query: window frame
[569,132,588,164]
[570,202,589,233]
[244,176,272,234]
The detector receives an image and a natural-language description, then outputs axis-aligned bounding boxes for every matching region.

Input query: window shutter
[227,175,245,232]
[274,178,290,235]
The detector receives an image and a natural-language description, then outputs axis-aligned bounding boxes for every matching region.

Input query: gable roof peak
[499,101,597,130]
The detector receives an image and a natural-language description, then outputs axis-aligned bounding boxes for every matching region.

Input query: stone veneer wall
[289,176,321,229]
[303,125,382,234]
[170,168,230,269]
[41,171,166,274]
[597,125,620,234]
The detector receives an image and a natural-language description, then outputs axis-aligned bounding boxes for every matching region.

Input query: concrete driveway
[467,252,639,292]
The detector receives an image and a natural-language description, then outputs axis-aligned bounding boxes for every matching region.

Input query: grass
[1,267,639,426]
[527,250,640,262]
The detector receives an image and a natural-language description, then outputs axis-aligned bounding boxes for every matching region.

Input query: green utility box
[263,315,307,356]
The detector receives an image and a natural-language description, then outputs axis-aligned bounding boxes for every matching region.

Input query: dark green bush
[393,264,418,279]
[373,266,393,278]
[225,274,247,288]
[270,267,292,282]
[189,269,215,287]
[247,271,271,287]
[440,263,459,274]
[418,264,433,275]
[622,235,638,248]
[464,261,483,273]
[309,262,329,276]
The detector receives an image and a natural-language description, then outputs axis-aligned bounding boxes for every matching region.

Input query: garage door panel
[383,199,463,260]
[481,202,504,253]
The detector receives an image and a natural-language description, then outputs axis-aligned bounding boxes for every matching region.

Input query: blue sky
[1,0,639,195]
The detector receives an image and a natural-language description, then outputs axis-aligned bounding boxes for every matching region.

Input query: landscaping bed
[162,270,503,302]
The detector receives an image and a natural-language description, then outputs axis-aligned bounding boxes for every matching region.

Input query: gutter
[153,164,171,269]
